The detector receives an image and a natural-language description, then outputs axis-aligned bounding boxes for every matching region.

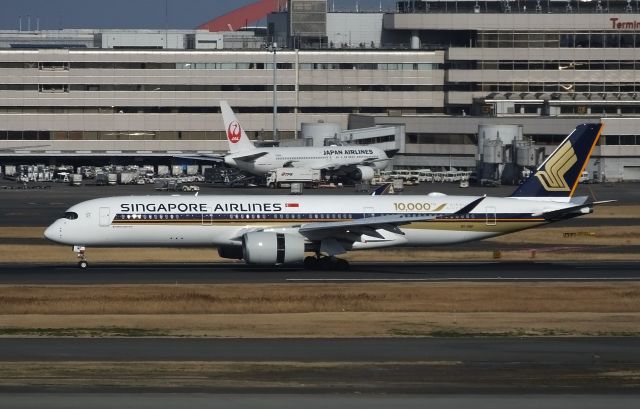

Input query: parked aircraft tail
[510,123,602,200]
[220,100,256,153]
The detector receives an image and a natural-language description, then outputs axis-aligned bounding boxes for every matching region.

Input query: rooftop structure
[198,0,284,32]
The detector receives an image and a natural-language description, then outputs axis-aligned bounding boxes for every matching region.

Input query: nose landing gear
[73,245,88,268]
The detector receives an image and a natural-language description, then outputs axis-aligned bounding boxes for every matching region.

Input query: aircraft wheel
[304,256,319,270]
[78,260,88,269]
[335,258,350,270]
[318,257,335,271]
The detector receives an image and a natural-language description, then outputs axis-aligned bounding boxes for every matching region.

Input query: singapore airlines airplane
[219,101,390,181]
[45,123,610,269]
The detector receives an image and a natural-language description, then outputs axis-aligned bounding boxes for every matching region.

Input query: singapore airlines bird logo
[535,142,577,191]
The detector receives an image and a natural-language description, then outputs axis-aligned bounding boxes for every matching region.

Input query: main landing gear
[303,255,350,271]
[73,245,88,269]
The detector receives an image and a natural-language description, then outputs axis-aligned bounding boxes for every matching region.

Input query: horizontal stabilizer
[535,199,616,221]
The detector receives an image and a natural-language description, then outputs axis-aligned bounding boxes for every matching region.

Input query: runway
[1,261,639,284]
[1,337,638,363]
[1,337,639,397]
[3,394,640,409]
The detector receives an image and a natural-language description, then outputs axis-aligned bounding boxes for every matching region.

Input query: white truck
[69,173,83,186]
[266,168,322,189]
[118,171,137,185]
[96,172,117,186]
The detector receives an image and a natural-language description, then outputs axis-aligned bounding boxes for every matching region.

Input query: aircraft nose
[44,222,60,242]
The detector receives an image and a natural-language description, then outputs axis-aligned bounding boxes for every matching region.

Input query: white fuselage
[224,146,389,175]
[45,194,571,250]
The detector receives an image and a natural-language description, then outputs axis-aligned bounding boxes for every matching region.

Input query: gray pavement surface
[0,261,639,284]
[1,337,637,363]
[1,338,639,395]
[2,394,640,409]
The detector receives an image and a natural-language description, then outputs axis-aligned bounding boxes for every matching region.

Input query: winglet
[371,183,394,196]
[220,100,255,153]
[454,196,485,215]
[511,123,602,200]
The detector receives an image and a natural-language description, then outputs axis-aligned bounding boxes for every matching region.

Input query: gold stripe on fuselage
[111,218,546,233]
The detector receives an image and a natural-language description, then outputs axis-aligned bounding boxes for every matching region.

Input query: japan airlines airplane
[45,123,610,269]
[220,101,390,181]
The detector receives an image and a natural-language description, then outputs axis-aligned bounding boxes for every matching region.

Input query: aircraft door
[99,207,111,227]
[485,206,496,226]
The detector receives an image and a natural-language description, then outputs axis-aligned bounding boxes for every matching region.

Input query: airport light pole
[270,42,278,142]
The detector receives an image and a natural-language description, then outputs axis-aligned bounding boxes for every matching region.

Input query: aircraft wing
[298,196,485,242]
[312,158,379,171]
[173,154,224,162]
[230,151,269,162]
[361,157,388,166]
[0,143,51,152]
[312,162,340,171]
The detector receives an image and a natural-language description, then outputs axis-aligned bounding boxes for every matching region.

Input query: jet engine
[242,232,305,265]
[350,165,375,181]
[218,245,243,260]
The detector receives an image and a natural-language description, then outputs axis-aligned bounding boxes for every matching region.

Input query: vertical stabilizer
[220,100,256,153]
[510,123,602,200]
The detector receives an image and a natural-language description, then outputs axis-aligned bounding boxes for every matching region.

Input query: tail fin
[220,100,255,153]
[510,123,602,200]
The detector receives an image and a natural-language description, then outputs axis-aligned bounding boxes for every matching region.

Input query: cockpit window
[64,212,78,220]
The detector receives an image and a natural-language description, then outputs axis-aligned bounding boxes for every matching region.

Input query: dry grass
[0,227,45,239]
[1,360,638,390]
[582,204,640,218]
[1,283,639,337]
[1,312,638,338]
[0,361,447,388]
[1,283,639,314]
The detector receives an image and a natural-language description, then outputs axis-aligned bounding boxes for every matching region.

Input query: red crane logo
[227,121,242,143]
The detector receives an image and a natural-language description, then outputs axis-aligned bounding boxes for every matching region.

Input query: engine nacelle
[351,165,375,181]
[242,232,305,265]
[218,245,244,260]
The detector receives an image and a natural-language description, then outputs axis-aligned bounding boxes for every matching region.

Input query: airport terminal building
[1,0,640,181]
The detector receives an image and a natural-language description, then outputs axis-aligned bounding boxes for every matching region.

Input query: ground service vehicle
[266,168,322,188]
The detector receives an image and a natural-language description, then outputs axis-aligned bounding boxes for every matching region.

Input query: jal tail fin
[220,100,255,153]
[510,123,602,201]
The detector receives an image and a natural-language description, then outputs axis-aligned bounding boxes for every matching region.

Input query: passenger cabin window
[64,212,78,220]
